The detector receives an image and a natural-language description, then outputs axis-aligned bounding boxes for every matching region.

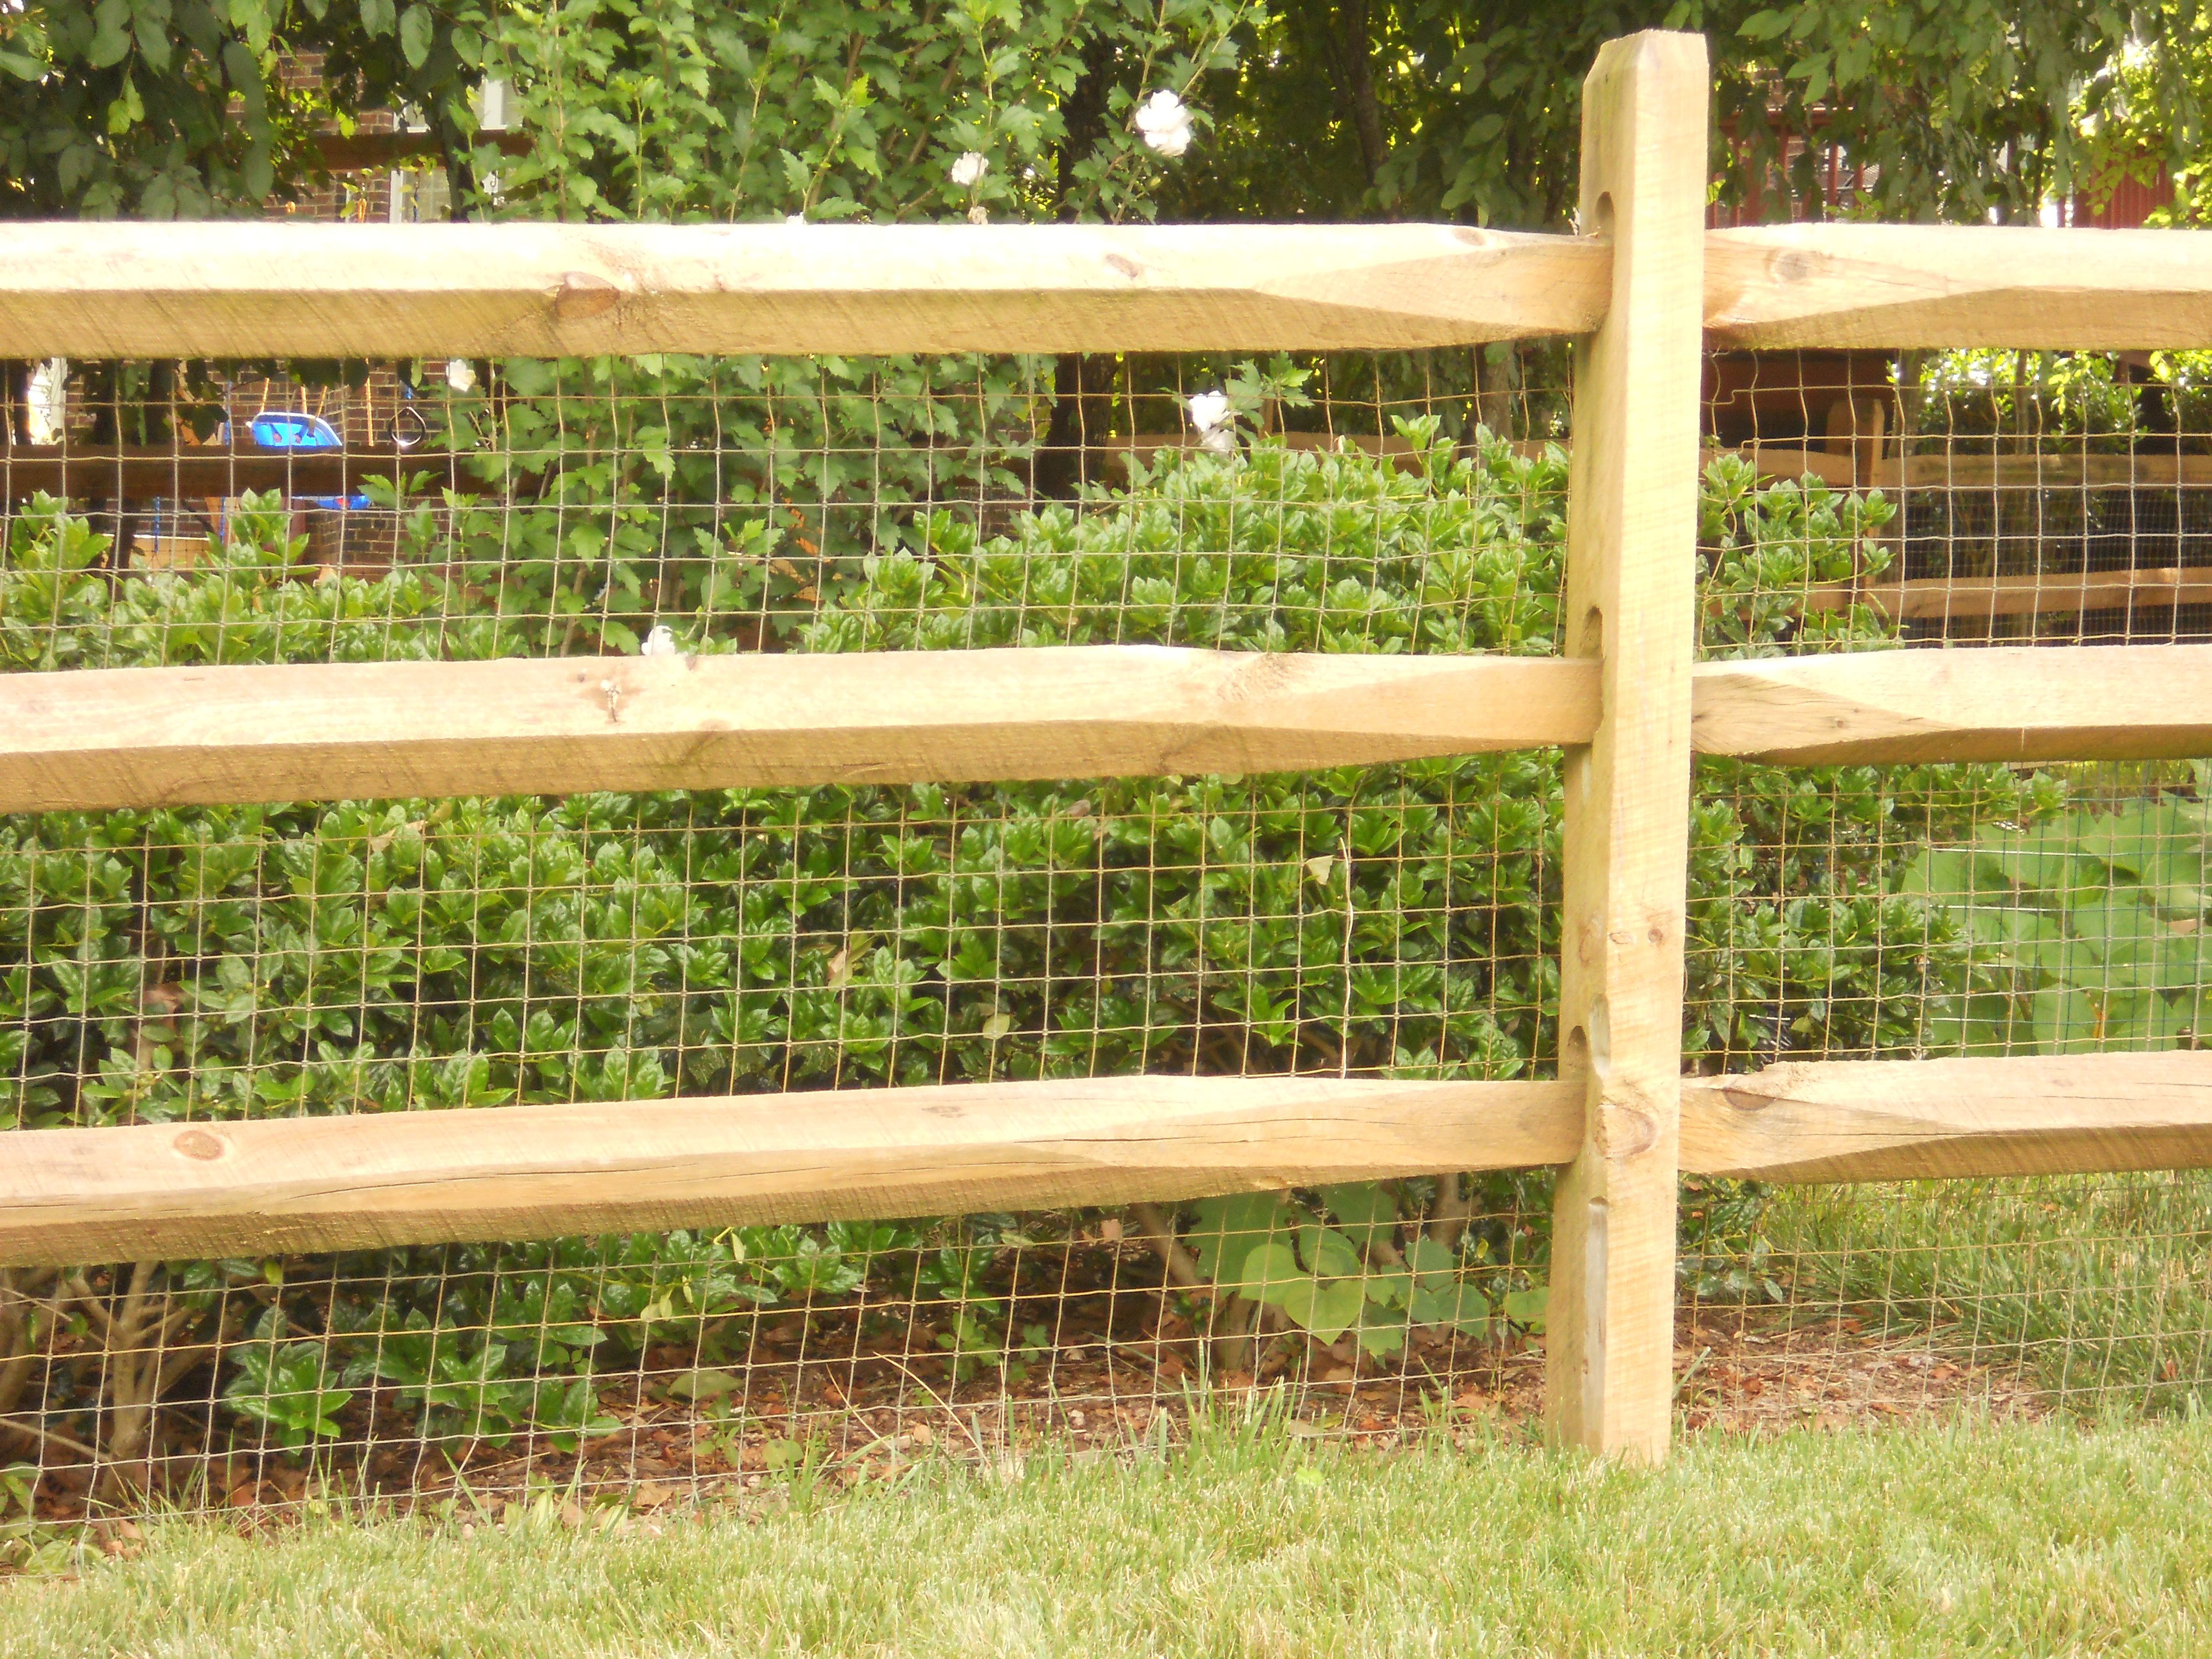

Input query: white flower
[951,151,989,188]
[640,625,679,658]
[25,357,65,446]
[444,358,477,394]
[1135,90,1193,158]
[1188,390,1234,455]
[786,213,807,226]
[1187,389,1230,432]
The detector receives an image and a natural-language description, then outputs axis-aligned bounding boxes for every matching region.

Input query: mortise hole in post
[1586,190,1616,240]
[1563,1023,1589,1079]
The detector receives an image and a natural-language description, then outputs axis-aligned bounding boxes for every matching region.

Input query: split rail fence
[6,29,2212,1462]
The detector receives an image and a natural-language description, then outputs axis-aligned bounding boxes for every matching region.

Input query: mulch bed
[10,1252,2052,1561]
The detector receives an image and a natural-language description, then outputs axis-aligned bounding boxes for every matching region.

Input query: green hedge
[0,422,2046,1468]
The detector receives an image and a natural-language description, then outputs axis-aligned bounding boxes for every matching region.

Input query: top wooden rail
[8,220,2212,359]
[1706,224,2212,350]
[0,221,1609,359]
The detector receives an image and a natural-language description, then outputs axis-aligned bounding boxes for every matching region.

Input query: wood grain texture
[1545,30,1708,1463]
[1681,1053,2212,1182]
[17,219,2212,363]
[0,221,1609,359]
[1881,451,2212,489]
[1705,223,2212,349]
[0,648,1597,813]
[1690,643,2212,764]
[1802,570,2212,622]
[0,1075,1579,1268]
[13,1051,2205,1265]
[1749,450,2212,492]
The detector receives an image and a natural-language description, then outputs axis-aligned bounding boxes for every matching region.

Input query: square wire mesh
[1686,345,2212,1433]
[5,338,2211,1546]
[1,344,1578,1536]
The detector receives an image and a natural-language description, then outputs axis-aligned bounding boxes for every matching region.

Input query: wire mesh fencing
[1,343,1582,1545]
[1684,345,2212,1433]
[4,337,2212,1552]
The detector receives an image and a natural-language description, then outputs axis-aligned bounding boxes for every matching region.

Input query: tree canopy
[0,0,481,219]
[1172,1,2210,229]
[2,1,2205,228]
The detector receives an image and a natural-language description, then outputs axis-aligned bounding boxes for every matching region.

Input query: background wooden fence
[6,28,2212,1462]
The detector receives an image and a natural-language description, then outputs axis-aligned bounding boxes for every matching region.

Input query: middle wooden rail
[3,642,2207,813]
[0,648,1596,811]
[1690,643,2212,764]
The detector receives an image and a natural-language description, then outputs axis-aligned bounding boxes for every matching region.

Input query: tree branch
[1130,1202,1204,1291]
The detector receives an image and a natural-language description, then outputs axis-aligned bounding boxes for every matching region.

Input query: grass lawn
[1759,1170,2212,1415]
[4,1410,2210,1657]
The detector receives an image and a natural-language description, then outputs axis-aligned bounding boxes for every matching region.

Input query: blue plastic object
[248,411,343,450]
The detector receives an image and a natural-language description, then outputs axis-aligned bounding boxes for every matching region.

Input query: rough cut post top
[0,220,1613,359]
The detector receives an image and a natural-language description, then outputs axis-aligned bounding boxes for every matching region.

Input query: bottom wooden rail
[5,1052,2209,1266]
[1679,1051,2212,1182]
[0,1074,1578,1267]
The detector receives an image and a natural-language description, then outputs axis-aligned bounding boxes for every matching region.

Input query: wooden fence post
[1544,29,1709,1461]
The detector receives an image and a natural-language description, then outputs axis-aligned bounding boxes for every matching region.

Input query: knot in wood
[1593,1101,1658,1159]
[553,272,622,322]
[173,1128,226,1162]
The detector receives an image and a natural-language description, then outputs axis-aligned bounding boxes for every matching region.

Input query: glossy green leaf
[398,2,432,67]
[1970,822,2078,891]
[1188,1193,1292,1283]
[1226,1241,1302,1310]
[2030,987,2104,1054]
[1321,1181,1398,1250]
[1501,1286,1550,1333]
[1411,1279,1490,1336]
[1277,1275,1365,1345]
[1298,1225,1363,1281]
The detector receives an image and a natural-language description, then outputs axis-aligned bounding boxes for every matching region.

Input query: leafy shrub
[1897,779,2212,1052]
[0,424,2048,1458]
[1912,349,2147,451]
[224,1312,353,1453]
